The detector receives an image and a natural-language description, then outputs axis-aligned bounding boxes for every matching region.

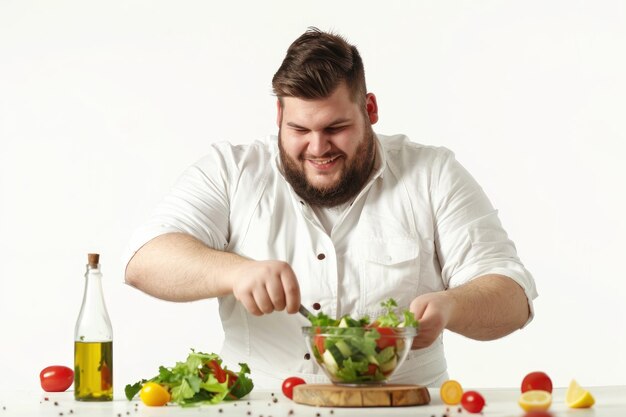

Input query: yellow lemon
[140,382,171,406]
[440,379,463,405]
[566,379,595,408]
[518,390,552,411]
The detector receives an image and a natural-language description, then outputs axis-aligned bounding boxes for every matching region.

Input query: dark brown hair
[272,27,367,106]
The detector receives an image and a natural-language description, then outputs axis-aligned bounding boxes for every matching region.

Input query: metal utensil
[298,304,314,320]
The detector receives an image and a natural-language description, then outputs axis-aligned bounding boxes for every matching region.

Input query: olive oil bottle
[74,253,113,401]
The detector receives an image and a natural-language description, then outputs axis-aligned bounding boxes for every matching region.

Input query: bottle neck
[75,263,112,341]
[84,265,104,290]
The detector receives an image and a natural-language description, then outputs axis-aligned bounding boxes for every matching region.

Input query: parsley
[376,299,401,327]
[308,311,340,327]
[308,298,418,329]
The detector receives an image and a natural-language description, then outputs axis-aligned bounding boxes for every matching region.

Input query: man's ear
[276,99,283,127]
[365,93,379,125]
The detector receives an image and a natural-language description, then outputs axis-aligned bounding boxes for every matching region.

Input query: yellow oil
[74,341,113,401]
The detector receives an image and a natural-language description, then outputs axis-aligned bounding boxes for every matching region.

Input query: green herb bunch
[125,349,253,406]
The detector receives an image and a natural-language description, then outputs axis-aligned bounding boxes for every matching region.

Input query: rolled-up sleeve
[432,150,538,325]
[123,143,234,269]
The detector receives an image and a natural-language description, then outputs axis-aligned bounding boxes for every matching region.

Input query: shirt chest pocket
[357,238,421,313]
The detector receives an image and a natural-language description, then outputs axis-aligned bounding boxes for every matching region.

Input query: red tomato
[100,362,112,390]
[461,390,486,413]
[208,360,227,383]
[366,324,396,350]
[281,376,306,400]
[521,371,553,393]
[375,326,397,350]
[225,370,238,388]
[314,327,326,355]
[224,370,240,400]
[364,364,378,376]
[40,365,74,392]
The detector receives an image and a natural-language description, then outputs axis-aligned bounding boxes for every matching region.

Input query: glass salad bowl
[302,325,417,386]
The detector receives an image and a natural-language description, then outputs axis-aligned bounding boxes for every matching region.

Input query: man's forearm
[125,232,247,301]
[446,274,531,340]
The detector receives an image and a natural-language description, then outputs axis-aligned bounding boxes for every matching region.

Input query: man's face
[277,83,379,207]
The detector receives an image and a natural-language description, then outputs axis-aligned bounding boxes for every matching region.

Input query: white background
[1,0,625,393]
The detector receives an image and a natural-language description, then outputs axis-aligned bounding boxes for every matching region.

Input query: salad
[125,349,253,406]
[304,299,419,384]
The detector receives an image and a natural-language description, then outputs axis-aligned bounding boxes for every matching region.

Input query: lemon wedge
[518,390,552,411]
[566,379,595,408]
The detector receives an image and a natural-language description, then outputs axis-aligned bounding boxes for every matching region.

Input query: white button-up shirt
[125,134,537,388]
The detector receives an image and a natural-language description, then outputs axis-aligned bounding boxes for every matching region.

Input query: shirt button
[304,353,311,360]
[317,253,326,260]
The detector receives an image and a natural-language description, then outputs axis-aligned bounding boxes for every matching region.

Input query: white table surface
[1,386,624,417]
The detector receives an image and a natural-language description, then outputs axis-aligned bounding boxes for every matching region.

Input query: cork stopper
[88,253,100,267]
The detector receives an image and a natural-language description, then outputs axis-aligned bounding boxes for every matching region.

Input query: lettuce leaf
[124,349,253,406]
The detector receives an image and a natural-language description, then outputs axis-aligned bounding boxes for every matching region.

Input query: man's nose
[307,131,332,156]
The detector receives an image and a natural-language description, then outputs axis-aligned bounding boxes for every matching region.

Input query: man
[125,28,537,388]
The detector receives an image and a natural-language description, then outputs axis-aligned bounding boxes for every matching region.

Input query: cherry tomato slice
[364,364,379,376]
[314,327,326,355]
[208,360,227,383]
[225,369,239,388]
[461,390,486,413]
[366,323,397,350]
[282,376,306,400]
[39,365,74,392]
[440,379,463,405]
[374,326,397,350]
[521,371,553,393]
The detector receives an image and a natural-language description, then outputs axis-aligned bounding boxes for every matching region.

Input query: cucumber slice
[335,340,353,357]
[366,354,380,366]
[345,317,362,327]
[322,349,339,375]
[379,355,398,373]
[376,346,395,364]
[327,344,345,364]
[338,316,365,328]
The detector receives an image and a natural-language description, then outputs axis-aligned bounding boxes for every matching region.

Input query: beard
[278,125,376,208]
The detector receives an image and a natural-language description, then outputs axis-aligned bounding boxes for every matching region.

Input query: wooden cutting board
[292,384,431,407]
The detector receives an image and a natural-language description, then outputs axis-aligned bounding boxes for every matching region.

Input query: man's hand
[408,275,531,349]
[230,260,301,316]
[409,292,455,349]
[125,233,303,310]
